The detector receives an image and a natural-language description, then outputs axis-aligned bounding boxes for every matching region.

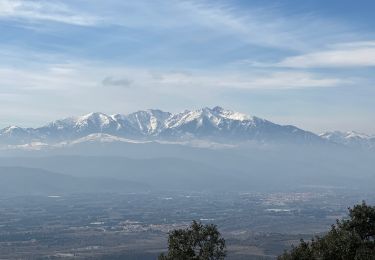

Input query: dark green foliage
[278,201,375,260]
[159,220,226,260]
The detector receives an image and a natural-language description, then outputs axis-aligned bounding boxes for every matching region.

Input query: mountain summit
[0,107,361,148]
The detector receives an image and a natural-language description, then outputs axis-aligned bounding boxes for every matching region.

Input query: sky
[0,0,374,134]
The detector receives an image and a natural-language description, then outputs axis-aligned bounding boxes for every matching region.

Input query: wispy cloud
[278,41,375,68]
[183,1,362,52]
[0,1,374,132]
[0,61,350,128]
[0,62,346,95]
[0,0,99,26]
[146,70,345,90]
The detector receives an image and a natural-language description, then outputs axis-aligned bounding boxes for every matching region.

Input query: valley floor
[0,190,374,259]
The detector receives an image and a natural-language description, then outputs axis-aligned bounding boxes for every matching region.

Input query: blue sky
[0,0,374,133]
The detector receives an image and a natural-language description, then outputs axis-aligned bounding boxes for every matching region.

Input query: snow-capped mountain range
[0,106,373,150]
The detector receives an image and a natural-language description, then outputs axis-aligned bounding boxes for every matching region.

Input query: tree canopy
[278,201,375,260]
[159,220,226,260]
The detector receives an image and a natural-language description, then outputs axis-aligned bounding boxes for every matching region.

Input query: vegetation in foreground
[161,202,375,259]
[159,220,226,260]
[279,201,375,260]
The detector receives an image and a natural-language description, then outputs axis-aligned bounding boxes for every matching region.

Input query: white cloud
[79,0,350,52]
[234,72,344,89]
[147,71,344,90]
[0,63,345,96]
[169,1,345,51]
[0,0,99,26]
[0,61,364,130]
[278,41,375,68]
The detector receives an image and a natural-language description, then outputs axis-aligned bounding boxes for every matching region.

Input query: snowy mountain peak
[213,107,251,121]
[165,106,252,130]
[345,131,372,139]
[212,106,224,112]
[320,131,372,140]
[320,130,374,149]
[73,112,118,132]
[1,106,372,149]
[2,125,21,132]
[123,109,171,134]
[0,126,26,136]
[77,112,113,126]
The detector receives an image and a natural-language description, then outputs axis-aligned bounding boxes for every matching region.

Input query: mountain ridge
[320,131,375,149]
[0,107,372,150]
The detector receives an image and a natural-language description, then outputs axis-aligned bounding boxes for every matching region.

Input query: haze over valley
[0,106,374,196]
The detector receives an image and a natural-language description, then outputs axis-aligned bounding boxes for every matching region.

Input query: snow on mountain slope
[0,126,36,144]
[165,106,257,132]
[1,126,28,136]
[163,106,320,142]
[115,109,171,135]
[320,131,375,149]
[65,133,150,145]
[34,112,120,141]
[5,142,49,151]
[75,112,118,131]
[0,106,365,148]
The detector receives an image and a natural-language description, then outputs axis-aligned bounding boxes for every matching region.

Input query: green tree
[278,201,375,260]
[159,220,226,260]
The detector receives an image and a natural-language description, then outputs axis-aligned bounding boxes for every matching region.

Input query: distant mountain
[320,131,375,150]
[1,108,374,195]
[159,106,320,143]
[1,107,373,150]
[0,107,323,147]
